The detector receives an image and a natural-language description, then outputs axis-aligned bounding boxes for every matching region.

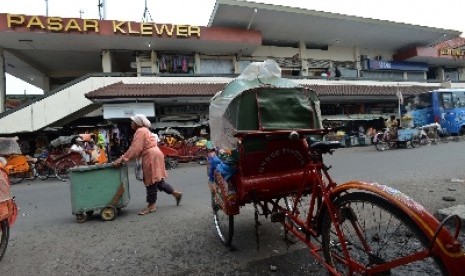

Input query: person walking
[113,114,182,215]
[384,114,399,139]
[70,136,91,163]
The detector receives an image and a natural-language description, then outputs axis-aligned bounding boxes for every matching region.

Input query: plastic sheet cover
[50,135,77,148]
[209,59,321,150]
[0,137,21,155]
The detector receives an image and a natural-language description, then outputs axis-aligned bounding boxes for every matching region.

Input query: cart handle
[110,184,125,207]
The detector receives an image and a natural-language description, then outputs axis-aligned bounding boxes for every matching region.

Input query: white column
[42,76,51,94]
[0,48,5,113]
[232,55,239,74]
[437,67,445,81]
[151,50,159,74]
[354,47,361,77]
[101,49,112,73]
[194,53,200,74]
[299,41,308,76]
[458,67,465,82]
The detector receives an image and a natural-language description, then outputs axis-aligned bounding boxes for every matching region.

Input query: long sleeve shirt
[121,127,167,186]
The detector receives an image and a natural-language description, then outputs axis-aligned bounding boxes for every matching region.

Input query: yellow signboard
[439,48,465,57]
[6,14,200,38]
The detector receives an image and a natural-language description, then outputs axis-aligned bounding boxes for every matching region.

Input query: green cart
[69,163,129,223]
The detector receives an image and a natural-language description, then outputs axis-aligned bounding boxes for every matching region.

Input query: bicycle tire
[375,140,388,151]
[8,173,26,184]
[36,160,50,180]
[321,192,446,275]
[282,192,312,231]
[54,159,77,181]
[411,134,422,148]
[0,219,9,262]
[211,190,234,247]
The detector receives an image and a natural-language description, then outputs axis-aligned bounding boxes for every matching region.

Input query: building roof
[85,81,439,101]
[209,0,460,50]
[1,0,461,90]
[85,82,226,99]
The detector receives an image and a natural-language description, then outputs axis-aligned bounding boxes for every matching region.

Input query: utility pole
[98,0,106,20]
[79,9,84,19]
[45,0,49,16]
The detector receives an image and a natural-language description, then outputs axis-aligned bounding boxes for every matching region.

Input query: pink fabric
[122,127,167,186]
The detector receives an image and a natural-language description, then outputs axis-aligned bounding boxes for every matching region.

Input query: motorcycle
[373,127,417,151]
[4,154,39,184]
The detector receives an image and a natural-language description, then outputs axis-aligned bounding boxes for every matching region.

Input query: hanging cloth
[159,55,167,72]
[181,56,188,73]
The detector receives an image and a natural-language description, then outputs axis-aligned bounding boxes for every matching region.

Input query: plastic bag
[135,158,143,181]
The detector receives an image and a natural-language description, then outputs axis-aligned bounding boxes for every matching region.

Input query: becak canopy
[0,137,22,155]
[209,60,321,150]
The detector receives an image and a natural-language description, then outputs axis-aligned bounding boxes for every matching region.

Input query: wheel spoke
[322,192,445,275]
[211,189,234,246]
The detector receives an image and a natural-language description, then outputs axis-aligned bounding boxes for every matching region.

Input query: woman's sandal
[174,192,183,206]
[138,206,157,215]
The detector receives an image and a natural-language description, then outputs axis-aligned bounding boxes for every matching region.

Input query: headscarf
[130,114,151,128]
[0,156,7,171]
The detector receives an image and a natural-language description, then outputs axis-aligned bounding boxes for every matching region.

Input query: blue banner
[368,60,428,71]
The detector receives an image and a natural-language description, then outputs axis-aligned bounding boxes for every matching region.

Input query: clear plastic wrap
[209,60,321,150]
[0,137,22,155]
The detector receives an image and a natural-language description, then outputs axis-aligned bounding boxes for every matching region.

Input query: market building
[1,0,465,142]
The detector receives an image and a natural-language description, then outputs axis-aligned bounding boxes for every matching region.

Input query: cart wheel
[76,214,87,223]
[100,207,116,221]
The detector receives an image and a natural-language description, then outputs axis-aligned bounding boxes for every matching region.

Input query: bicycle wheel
[282,192,313,231]
[0,219,9,261]
[321,192,446,275]
[36,160,50,180]
[29,163,38,180]
[8,173,26,184]
[211,190,234,247]
[54,159,77,181]
[411,134,421,148]
[375,139,388,151]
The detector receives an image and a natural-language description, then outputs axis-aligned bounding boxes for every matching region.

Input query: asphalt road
[2,140,465,275]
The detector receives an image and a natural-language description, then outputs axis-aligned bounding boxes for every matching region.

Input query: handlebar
[308,140,343,154]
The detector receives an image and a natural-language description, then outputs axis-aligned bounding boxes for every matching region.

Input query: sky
[2,0,465,94]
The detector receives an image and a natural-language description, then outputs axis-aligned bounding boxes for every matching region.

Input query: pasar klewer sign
[4,14,201,38]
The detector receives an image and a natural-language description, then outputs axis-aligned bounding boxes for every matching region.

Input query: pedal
[271,211,286,222]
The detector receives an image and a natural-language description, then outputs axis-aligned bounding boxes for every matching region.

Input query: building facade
[1,0,465,136]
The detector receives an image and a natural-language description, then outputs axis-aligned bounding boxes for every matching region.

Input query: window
[441,93,453,109]
[452,91,465,107]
